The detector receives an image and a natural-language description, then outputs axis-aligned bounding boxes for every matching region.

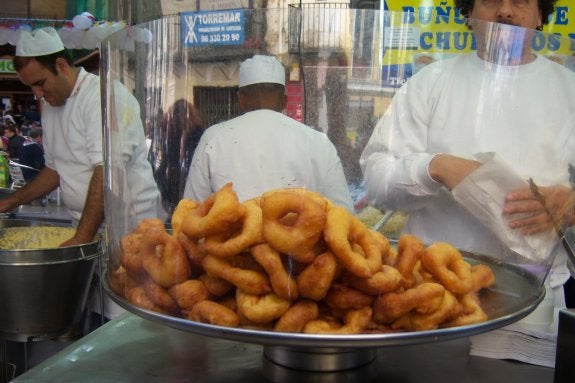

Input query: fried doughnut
[120,232,146,279]
[188,300,241,327]
[297,251,339,301]
[142,278,179,314]
[125,285,170,314]
[235,289,291,324]
[176,232,206,273]
[198,273,234,297]
[421,242,473,295]
[395,234,424,288]
[274,300,319,333]
[141,227,191,288]
[202,254,271,295]
[303,306,373,334]
[251,243,298,300]
[171,199,199,237]
[373,282,445,324]
[344,265,403,296]
[445,293,487,327]
[168,279,209,316]
[370,229,392,265]
[391,291,462,331]
[181,183,245,238]
[204,199,264,258]
[261,188,328,263]
[471,264,496,291]
[324,205,381,278]
[134,218,166,234]
[324,283,374,310]
[109,266,138,296]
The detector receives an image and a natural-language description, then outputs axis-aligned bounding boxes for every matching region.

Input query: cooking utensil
[0,220,101,341]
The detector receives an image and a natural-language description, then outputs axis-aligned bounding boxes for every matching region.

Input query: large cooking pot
[0,220,101,341]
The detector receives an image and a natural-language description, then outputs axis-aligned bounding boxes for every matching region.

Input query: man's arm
[60,165,105,246]
[0,167,59,212]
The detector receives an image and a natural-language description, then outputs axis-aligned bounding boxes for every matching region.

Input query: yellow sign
[383,0,574,54]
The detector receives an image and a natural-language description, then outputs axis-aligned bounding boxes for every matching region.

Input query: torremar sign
[181,9,245,47]
[0,59,15,74]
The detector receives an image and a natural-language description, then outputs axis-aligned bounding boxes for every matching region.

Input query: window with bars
[193,86,241,128]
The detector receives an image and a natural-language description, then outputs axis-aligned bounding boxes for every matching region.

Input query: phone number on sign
[200,33,241,43]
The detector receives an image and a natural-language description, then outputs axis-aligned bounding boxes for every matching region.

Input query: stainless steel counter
[12,313,554,383]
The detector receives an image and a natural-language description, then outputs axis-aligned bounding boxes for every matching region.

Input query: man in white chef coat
[184,54,354,211]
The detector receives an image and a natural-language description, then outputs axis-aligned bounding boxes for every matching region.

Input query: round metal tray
[104,251,544,371]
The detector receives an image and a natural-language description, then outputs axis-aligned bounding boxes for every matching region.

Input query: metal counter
[13,312,554,383]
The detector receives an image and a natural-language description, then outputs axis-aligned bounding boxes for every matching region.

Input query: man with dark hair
[0,27,164,320]
[360,0,573,365]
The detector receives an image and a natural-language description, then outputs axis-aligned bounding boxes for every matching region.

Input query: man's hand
[504,184,574,235]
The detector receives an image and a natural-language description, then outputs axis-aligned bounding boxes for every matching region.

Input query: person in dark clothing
[5,125,25,159]
[18,127,44,182]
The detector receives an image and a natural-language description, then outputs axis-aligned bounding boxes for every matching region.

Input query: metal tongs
[528,177,575,266]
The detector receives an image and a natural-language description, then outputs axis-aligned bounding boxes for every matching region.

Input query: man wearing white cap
[0,28,163,320]
[184,54,354,211]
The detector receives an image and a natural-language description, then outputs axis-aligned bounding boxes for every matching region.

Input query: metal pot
[0,220,101,341]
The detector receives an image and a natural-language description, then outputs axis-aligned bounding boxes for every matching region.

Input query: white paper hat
[239,55,285,87]
[16,27,65,57]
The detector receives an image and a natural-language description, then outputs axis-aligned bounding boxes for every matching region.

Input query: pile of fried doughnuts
[109,183,495,334]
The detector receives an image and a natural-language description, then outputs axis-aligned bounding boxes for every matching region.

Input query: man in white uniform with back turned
[0,27,163,321]
[184,54,354,211]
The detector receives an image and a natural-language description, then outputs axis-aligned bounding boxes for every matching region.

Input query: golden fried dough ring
[445,293,487,327]
[109,266,138,296]
[141,227,191,288]
[134,218,166,234]
[142,278,179,314]
[370,229,392,265]
[373,282,445,324]
[324,205,381,278]
[297,250,339,301]
[303,306,373,335]
[176,232,206,274]
[181,183,245,238]
[198,273,234,297]
[391,291,462,331]
[421,242,473,295]
[324,283,374,310]
[395,234,424,288]
[204,199,264,258]
[235,289,291,324]
[274,300,319,333]
[471,264,496,292]
[202,254,271,295]
[251,243,298,300]
[120,232,146,279]
[171,199,199,238]
[168,279,209,316]
[125,285,170,314]
[188,300,241,327]
[344,265,403,296]
[261,188,328,263]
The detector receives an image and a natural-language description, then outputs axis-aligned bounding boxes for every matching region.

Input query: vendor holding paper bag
[360,0,575,358]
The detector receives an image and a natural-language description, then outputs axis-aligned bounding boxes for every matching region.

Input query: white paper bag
[452,152,557,262]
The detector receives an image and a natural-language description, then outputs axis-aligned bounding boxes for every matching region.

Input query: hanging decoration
[0,12,132,50]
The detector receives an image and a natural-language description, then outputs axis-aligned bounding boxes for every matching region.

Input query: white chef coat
[360,53,575,291]
[41,68,162,223]
[41,68,163,319]
[184,109,354,211]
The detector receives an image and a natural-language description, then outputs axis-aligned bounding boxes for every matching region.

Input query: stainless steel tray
[105,251,543,347]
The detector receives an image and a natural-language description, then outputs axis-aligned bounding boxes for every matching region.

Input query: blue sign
[181,10,245,47]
